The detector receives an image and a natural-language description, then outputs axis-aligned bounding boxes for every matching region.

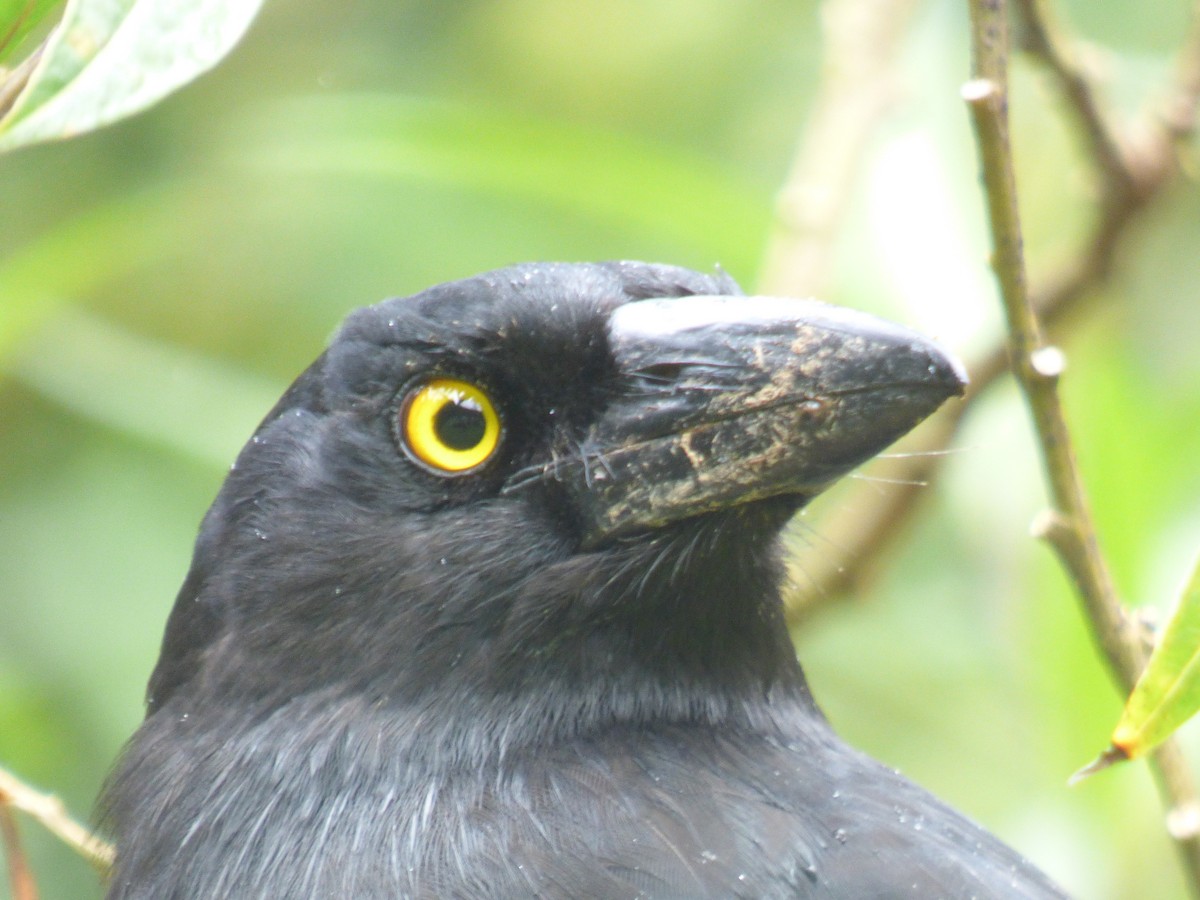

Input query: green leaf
[1111,554,1200,758]
[0,0,260,151]
[0,0,63,64]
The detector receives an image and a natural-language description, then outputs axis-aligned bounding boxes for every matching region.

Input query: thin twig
[1012,0,1133,192]
[758,0,921,299]
[785,0,1200,620]
[0,767,114,875]
[1,800,38,900]
[965,0,1200,893]
[1162,2,1200,143]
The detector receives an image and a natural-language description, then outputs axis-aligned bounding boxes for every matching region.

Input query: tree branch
[758,0,921,299]
[785,0,1200,620]
[0,767,113,876]
[965,0,1200,893]
[1,800,37,900]
[1012,0,1132,192]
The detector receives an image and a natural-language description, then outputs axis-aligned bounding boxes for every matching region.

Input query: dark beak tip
[933,345,969,397]
[903,329,967,401]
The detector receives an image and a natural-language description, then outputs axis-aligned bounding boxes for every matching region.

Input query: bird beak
[558,295,966,549]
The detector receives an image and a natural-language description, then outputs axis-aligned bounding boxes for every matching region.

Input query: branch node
[961,78,999,102]
[1169,802,1200,841]
[1029,345,1067,379]
[1029,507,1068,541]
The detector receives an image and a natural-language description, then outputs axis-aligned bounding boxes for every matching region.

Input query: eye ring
[397,378,503,475]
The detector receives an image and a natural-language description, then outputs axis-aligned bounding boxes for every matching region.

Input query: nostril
[637,363,688,384]
[797,399,826,422]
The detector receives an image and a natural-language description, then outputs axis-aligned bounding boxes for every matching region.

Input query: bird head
[144,261,963,752]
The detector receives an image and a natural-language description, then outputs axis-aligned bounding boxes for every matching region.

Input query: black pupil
[435,398,486,450]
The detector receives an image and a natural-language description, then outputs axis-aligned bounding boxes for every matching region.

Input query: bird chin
[715,492,809,539]
[611,492,808,551]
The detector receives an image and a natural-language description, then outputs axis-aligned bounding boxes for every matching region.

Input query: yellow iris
[400,378,501,473]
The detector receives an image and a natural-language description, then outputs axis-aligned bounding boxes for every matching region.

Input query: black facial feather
[102,261,1065,899]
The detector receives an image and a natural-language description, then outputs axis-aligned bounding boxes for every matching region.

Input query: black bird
[101,262,1065,898]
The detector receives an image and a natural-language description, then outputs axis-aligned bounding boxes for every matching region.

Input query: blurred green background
[3,0,1200,897]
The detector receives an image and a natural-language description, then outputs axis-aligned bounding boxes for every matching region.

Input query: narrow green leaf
[8,306,281,468]
[1069,745,1127,785]
[237,94,773,277]
[1110,554,1200,758]
[0,0,260,151]
[0,189,186,359]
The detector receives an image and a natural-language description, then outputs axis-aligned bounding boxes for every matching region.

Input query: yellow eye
[399,378,502,474]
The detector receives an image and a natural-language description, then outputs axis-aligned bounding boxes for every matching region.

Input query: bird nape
[100,262,1065,899]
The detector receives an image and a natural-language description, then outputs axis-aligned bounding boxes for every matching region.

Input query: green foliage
[0,0,260,150]
[1113,558,1200,759]
[241,94,772,277]
[0,0,62,64]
